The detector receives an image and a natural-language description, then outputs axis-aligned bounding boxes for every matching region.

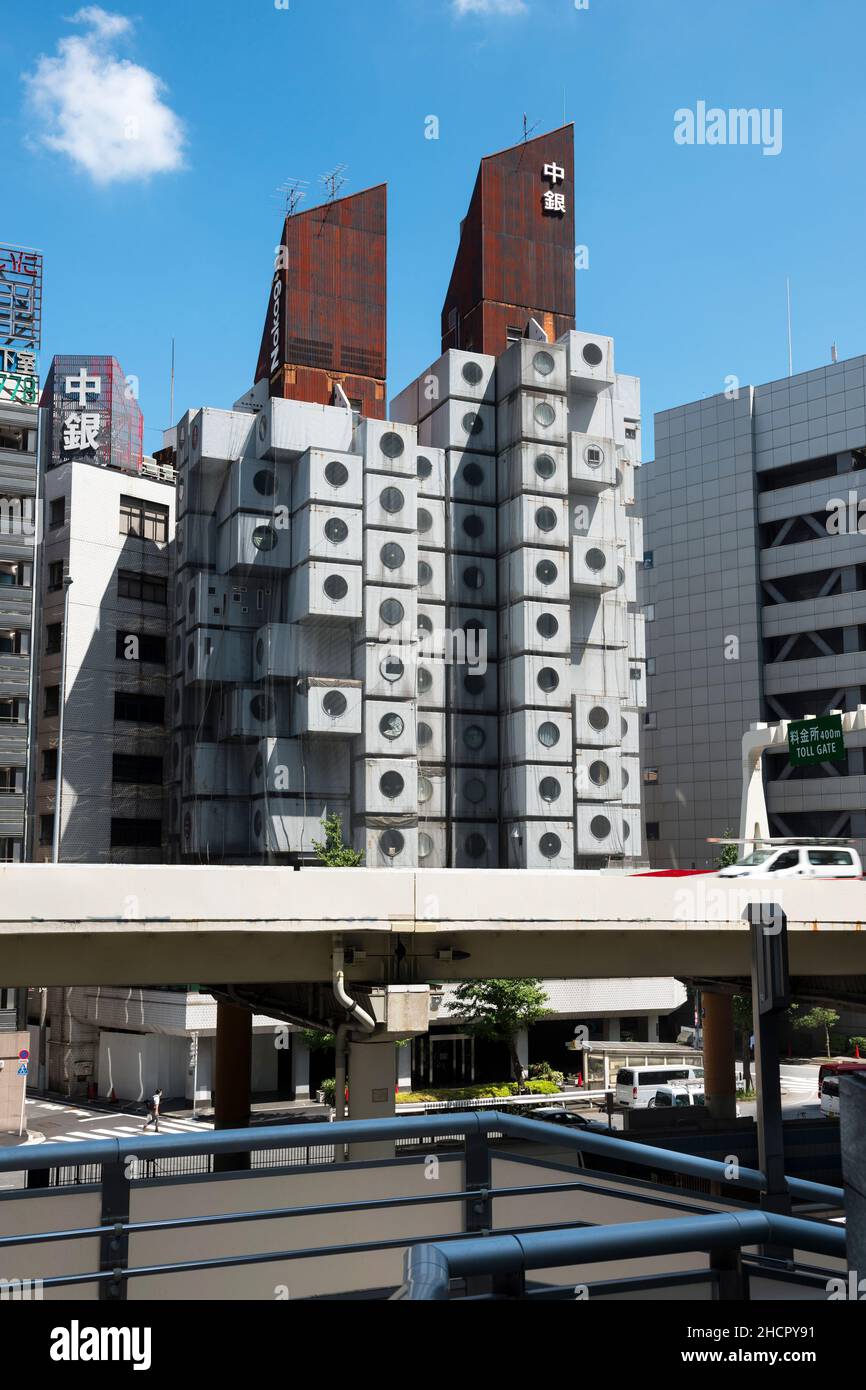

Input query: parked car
[817,1061,866,1098]
[531,1105,593,1128]
[820,1078,841,1118]
[718,844,862,879]
[615,1065,704,1108]
[649,1084,706,1109]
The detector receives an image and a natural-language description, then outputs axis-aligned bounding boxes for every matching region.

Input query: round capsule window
[380,542,405,571]
[534,401,556,428]
[416,613,433,635]
[536,559,558,586]
[252,525,278,552]
[533,350,556,377]
[535,506,557,533]
[323,690,347,718]
[582,342,604,367]
[462,361,484,386]
[534,453,556,479]
[418,561,433,587]
[324,517,348,544]
[380,711,404,740]
[590,815,612,840]
[379,597,404,627]
[463,724,486,751]
[325,460,349,487]
[417,507,433,534]
[539,833,561,859]
[537,667,559,693]
[323,574,348,601]
[380,431,405,459]
[536,613,559,640]
[463,565,485,590]
[380,771,405,799]
[588,705,610,731]
[463,461,484,488]
[539,776,561,803]
[253,468,277,496]
[417,666,433,694]
[417,721,433,747]
[417,455,433,480]
[585,445,605,469]
[585,547,607,573]
[380,486,404,514]
[464,673,485,696]
[254,811,263,838]
[380,829,405,857]
[463,412,484,437]
[538,721,560,748]
[418,776,433,803]
[589,760,610,786]
[462,514,485,540]
[464,777,486,805]
[465,833,486,861]
[250,694,274,722]
[380,655,404,682]
[418,832,434,860]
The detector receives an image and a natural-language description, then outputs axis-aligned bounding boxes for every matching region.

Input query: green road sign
[788,714,845,766]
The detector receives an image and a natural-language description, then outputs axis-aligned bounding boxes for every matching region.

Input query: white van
[820,1077,841,1118]
[650,1084,706,1109]
[718,845,861,879]
[616,1065,704,1108]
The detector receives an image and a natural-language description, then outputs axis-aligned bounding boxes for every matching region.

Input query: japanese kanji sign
[542,161,566,216]
[788,714,845,766]
[0,245,43,350]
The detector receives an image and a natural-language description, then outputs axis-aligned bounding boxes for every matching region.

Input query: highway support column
[214,1001,252,1172]
[347,1036,397,1162]
[702,991,737,1122]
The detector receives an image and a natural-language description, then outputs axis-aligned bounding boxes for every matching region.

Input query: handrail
[0,1108,844,1207]
[397,1212,848,1301]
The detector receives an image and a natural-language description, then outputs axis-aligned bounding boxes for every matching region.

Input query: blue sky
[2,0,866,458]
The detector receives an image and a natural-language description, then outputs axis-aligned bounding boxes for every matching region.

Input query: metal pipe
[332,938,376,1033]
[51,576,73,863]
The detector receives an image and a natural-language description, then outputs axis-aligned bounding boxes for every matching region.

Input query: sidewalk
[26,1088,327,1125]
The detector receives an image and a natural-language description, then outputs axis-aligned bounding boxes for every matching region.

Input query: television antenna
[522,113,540,143]
[274,178,309,218]
[319,165,348,202]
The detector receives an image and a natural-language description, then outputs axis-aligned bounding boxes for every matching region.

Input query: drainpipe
[332,939,376,1160]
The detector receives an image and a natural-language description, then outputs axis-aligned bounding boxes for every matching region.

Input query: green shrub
[529,1062,565,1087]
[320,1078,336,1107]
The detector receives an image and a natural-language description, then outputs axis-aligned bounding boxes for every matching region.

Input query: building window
[0,630,26,656]
[506,325,523,343]
[0,561,30,589]
[643,551,654,570]
[646,658,656,676]
[0,424,29,452]
[45,623,62,655]
[110,817,162,848]
[114,692,165,725]
[646,822,660,841]
[643,768,659,784]
[644,712,658,730]
[119,496,170,543]
[118,570,168,605]
[0,699,20,724]
[0,768,17,793]
[112,753,164,786]
[42,748,58,780]
[644,604,655,622]
[44,686,59,717]
[0,838,21,863]
[39,814,55,847]
[115,631,167,664]
[49,497,66,530]
[48,561,64,592]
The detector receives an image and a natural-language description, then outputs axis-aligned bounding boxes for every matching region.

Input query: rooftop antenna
[786,276,793,377]
[169,337,175,428]
[831,342,839,364]
[275,178,309,219]
[319,165,348,202]
[522,113,540,143]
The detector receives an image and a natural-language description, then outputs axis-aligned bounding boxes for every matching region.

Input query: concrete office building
[169,128,647,870]
[640,352,866,867]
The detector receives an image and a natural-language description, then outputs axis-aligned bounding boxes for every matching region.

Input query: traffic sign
[18,1049,29,1060]
[788,714,844,767]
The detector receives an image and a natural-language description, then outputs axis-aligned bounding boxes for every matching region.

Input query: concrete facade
[640,354,866,867]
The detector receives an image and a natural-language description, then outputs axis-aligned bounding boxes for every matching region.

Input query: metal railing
[0,1110,845,1302]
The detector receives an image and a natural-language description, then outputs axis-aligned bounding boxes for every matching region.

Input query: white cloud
[452,0,528,14]
[22,8,185,185]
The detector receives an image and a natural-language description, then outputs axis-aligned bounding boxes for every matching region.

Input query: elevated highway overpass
[0,865,864,991]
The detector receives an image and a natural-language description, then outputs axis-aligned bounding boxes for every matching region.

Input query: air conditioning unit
[415,447,447,499]
[502,763,573,819]
[292,678,363,736]
[497,392,568,452]
[496,339,568,399]
[416,496,446,550]
[500,494,569,552]
[566,331,615,395]
[573,695,621,749]
[289,562,363,622]
[352,639,416,701]
[292,447,363,511]
[353,756,418,815]
[451,822,500,869]
[253,622,351,681]
[571,538,620,594]
[569,433,617,492]
[292,503,363,566]
[499,600,570,658]
[362,699,418,756]
[419,400,496,454]
[364,473,418,532]
[216,457,292,525]
[507,821,573,870]
[451,766,497,819]
[498,444,568,503]
[449,502,496,556]
[575,804,625,857]
[498,546,570,605]
[502,708,573,764]
[364,528,418,588]
[575,748,623,802]
[216,512,291,575]
[448,449,497,504]
[354,419,417,477]
[500,655,571,711]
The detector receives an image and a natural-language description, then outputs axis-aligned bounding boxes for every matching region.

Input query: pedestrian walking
[143,1088,163,1132]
